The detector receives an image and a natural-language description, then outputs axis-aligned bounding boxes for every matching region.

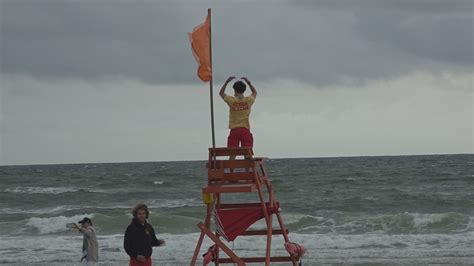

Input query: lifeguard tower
[191,147,304,265]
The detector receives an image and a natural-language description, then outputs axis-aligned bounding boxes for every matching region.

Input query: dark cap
[78,217,92,225]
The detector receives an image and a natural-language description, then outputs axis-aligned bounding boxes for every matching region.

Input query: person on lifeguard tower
[219,76,257,148]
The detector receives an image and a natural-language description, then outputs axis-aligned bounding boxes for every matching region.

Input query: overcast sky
[1,0,472,165]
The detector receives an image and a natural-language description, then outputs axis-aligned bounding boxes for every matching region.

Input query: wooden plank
[190,231,205,265]
[209,147,253,157]
[218,202,279,209]
[240,229,288,236]
[209,171,256,181]
[220,160,256,168]
[202,184,256,193]
[219,202,268,209]
[207,157,264,171]
[207,168,225,179]
[197,222,245,266]
[207,160,257,169]
[218,256,297,263]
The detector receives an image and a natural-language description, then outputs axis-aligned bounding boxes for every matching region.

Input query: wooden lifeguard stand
[191,147,300,265]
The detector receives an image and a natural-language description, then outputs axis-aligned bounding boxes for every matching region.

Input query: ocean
[0,154,473,265]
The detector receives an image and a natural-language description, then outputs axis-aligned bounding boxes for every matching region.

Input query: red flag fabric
[215,207,264,241]
[189,14,212,82]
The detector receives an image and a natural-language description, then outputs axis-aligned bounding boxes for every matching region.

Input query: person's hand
[136,255,146,262]
[226,76,236,83]
[241,77,250,83]
[73,223,79,229]
[158,239,166,246]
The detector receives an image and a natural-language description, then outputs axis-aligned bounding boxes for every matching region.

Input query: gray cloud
[292,0,473,13]
[354,11,473,66]
[1,0,472,86]
[296,0,473,64]
[1,1,195,83]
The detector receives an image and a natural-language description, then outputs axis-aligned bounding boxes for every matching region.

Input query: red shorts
[130,256,151,266]
[227,127,253,148]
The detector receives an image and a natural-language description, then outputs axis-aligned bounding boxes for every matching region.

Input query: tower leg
[197,222,245,266]
[265,214,273,266]
[192,201,214,265]
[190,230,205,266]
[276,212,298,266]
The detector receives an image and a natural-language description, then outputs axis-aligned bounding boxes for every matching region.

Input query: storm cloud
[1,0,472,164]
[1,0,472,85]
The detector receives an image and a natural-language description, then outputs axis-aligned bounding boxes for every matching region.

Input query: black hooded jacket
[124,218,160,258]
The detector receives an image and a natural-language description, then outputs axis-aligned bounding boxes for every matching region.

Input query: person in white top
[73,217,99,266]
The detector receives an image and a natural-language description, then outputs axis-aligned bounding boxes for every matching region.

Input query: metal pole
[208,8,216,148]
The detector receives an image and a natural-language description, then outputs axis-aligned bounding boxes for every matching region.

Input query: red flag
[189,13,212,82]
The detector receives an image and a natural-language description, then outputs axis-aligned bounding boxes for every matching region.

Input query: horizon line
[1,152,472,167]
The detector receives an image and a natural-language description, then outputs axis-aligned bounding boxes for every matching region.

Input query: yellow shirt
[224,95,256,129]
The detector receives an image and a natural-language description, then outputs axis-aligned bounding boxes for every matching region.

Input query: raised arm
[78,227,93,238]
[219,76,236,99]
[73,223,92,238]
[242,77,257,97]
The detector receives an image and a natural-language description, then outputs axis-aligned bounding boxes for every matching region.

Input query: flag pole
[208,8,216,148]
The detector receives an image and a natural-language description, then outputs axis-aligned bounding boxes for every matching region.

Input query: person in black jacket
[124,203,165,266]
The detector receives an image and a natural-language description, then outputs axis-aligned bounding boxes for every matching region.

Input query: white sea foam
[393,212,473,233]
[74,198,203,210]
[0,232,473,265]
[7,200,202,215]
[3,186,79,194]
[153,180,164,185]
[87,188,109,193]
[26,214,95,234]
[280,213,323,225]
[281,212,474,234]
[147,198,202,208]
[1,205,81,215]
[411,212,457,228]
